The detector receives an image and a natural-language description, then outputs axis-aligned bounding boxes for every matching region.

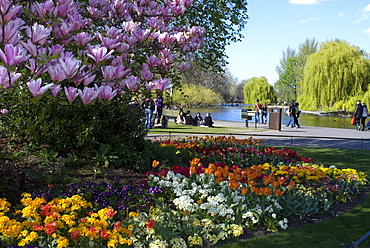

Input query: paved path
[147,120,370,150]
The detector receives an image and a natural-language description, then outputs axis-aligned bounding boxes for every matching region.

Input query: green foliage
[171,83,223,107]
[179,0,249,72]
[275,39,319,103]
[243,76,276,104]
[1,93,148,169]
[298,40,370,110]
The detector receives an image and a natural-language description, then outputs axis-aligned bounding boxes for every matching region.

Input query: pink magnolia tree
[0,0,205,167]
[0,0,204,108]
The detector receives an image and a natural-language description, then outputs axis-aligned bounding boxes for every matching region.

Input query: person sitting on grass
[194,112,204,126]
[185,110,194,125]
[201,113,214,127]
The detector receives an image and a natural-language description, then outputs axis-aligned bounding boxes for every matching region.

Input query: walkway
[147,120,370,150]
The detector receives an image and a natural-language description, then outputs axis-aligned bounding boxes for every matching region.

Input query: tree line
[173,38,370,112]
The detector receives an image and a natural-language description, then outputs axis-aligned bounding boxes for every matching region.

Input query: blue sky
[225,0,370,84]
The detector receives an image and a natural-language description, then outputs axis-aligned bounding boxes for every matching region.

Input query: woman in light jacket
[361,103,368,131]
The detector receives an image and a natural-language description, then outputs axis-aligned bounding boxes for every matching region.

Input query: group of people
[254,99,268,124]
[353,100,369,131]
[176,108,214,127]
[141,94,165,129]
[285,100,301,129]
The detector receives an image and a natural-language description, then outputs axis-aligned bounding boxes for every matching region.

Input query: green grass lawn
[219,147,370,248]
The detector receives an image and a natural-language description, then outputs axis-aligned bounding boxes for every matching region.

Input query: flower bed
[0,136,367,248]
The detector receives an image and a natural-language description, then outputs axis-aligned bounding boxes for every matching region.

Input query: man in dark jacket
[353,100,363,130]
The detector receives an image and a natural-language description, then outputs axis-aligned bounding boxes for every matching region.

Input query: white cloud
[301,17,319,23]
[363,28,370,35]
[354,4,370,23]
[364,4,370,12]
[289,0,318,4]
[337,11,346,17]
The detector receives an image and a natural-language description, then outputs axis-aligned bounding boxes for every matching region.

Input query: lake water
[165,105,357,130]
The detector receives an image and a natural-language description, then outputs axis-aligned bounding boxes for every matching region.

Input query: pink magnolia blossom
[64,86,79,103]
[78,87,100,105]
[50,84,61,97]
[74,71,96,86]
[20,39,38,57]
[30,0,53,18]
[158,32,168,44]
[145,82,157,92]
[26,23,51,45]
[0,44,30,66]
[122,21,137,32]
[97,34,121,50]
[47,63,67,82]
[0,66,21,88]
[178,62,190,72]
[26,59,47,76]
[125,35,138,46]
[101,65,130,80]
[0,109,8,115]
[74,32,94,46]
[154,78,172,91]
[132,28,150,42]
[141,63,153,81]
[171,5,186,15]
[123,76,141,91]
[98,85,117,102]
[141,69,153,81]
[2,3,22,22]
[58,56,81,78]
[146,55,160,67]
[2,18,23,45]
[87,45,114,64]
[27,78,53,98]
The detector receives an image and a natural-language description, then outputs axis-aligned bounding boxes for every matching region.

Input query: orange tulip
[274,189,284,197]
[189,158,201,166]
[288,181,296,189]
[272,180,280,189]
[152,160,159,168]
[204,167,213,174]
[261,187,272,196]
[278,176,286,185]
[240,188,248,196]
[263,174,274,185]
[189,166,196,175]
[229,180,240,190]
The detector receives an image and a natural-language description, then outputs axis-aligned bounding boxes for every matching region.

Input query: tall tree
[176,0,249,72]
[298,40,370,110]
[243,76,276,104]
[275,47,298,102]
[296,38,320,94]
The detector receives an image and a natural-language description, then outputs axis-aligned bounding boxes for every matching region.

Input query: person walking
[360,103,368,131]
[353,100,363,131]
[286,101,297,129]
[294,102,301,128]
[261,103,268,124]
[254,99,262,124]
[141,98,155,129]
[153,93,164,124]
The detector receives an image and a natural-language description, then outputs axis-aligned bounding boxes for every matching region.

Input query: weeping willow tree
[243,76,276,104]
[298,40,370,110]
